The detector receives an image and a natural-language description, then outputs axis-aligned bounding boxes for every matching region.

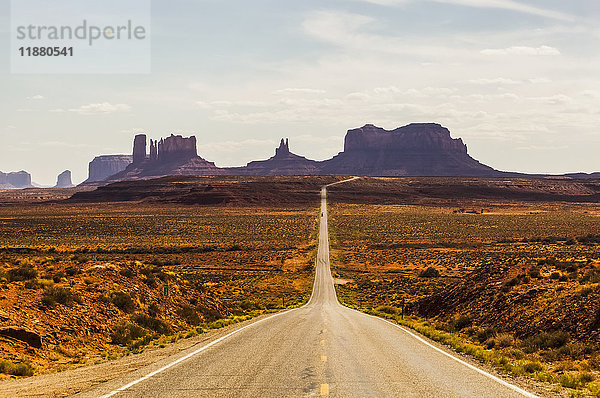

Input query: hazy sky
[1,0,599,185]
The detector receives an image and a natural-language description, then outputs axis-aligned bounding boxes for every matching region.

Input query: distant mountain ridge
[86,123,510,183]
[7,123,598,189]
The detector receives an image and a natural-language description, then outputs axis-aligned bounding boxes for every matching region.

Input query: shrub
[132,314,170,335]
[65,267,79,276]
[495,333,515,348]
[111,292,135,313]
[529,268,541,279]
[522,331,569,352]
[477,327,497,343]
[198,305,221,322]
[110,322,147,345]
[51,271,66,283]
[506,278,519,287]
[119,268,134,278]
[8,265,37,282]
[41,287,79,307]
[177,305,201,325]
[419,267,440,278]
[448,314,472,331]
[523,361,543,373]
[148,302,161,317]
[0,360,34,376]
[375,305,400,315]
[550,272,561,280]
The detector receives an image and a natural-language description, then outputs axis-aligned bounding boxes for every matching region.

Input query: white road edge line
[348,308,539,397]
[100,310,293,398]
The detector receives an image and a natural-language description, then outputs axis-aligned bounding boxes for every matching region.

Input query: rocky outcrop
[103,134,222,182]
[228,138,322,176]
[320,123,501,177]
[158,134,197,162]
[0,171,33,189]
[84,155,133,184]
[0,326,42,348]
[82,123,506,184]
[133,134,147,164]
[55,170,74,188]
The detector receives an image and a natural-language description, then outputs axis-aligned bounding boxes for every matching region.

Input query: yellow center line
[320,383,329,396]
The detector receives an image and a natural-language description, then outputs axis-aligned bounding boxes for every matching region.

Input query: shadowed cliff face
[321,123,499,177]
[344,123,467,154]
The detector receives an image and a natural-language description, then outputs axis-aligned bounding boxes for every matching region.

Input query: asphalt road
[81,182,538,398]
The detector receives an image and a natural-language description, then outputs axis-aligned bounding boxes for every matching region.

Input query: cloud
[68,102,132,115]
[26,95,44,100]
[481,46,560,56]
[302,10,470,57]
[273,88,326,95]
[352,0,574,21]
[468,78,521,85]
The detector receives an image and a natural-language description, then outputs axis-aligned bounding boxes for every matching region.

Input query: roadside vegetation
[330,201,600,397]
[0,202,318,377]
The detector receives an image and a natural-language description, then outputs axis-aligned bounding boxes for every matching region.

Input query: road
[81,181,538,398]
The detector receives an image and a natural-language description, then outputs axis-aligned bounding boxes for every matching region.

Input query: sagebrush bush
[111,292,135,313]
[41,286,79,307]
[8,265,37,282]
[0,360,34,376]
[523,361,543,373]
[522,331,569,352]
[110,322,147,345]
[448,314,472,331]
[132,314,170,335]
[177,305,201,325]
[419,267,440,278]
[477,327,497,343]
[495,333,515,348]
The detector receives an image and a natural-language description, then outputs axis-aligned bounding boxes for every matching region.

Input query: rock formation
[81,123,507,184]
[0,171,33,189]
[84,155,133,183]
[320,123,500,177]
[158,134,198,162]
[102,133,221,182]
[133,134,147,164]
[55,170,74,188]
[229,138,322,176]
[150,139,158,160]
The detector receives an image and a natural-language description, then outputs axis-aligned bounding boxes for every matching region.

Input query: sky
[1,0,599,185]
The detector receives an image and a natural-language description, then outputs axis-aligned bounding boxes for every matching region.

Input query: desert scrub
[522,331,570,353]
[111,291,136,313]
[41,286,80,307]
[419,267,440,278]
[7,264,37,281]
[132,314,171,335]
[110,322,147,346]
[0,360,34,376]
[177,305,201,325]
